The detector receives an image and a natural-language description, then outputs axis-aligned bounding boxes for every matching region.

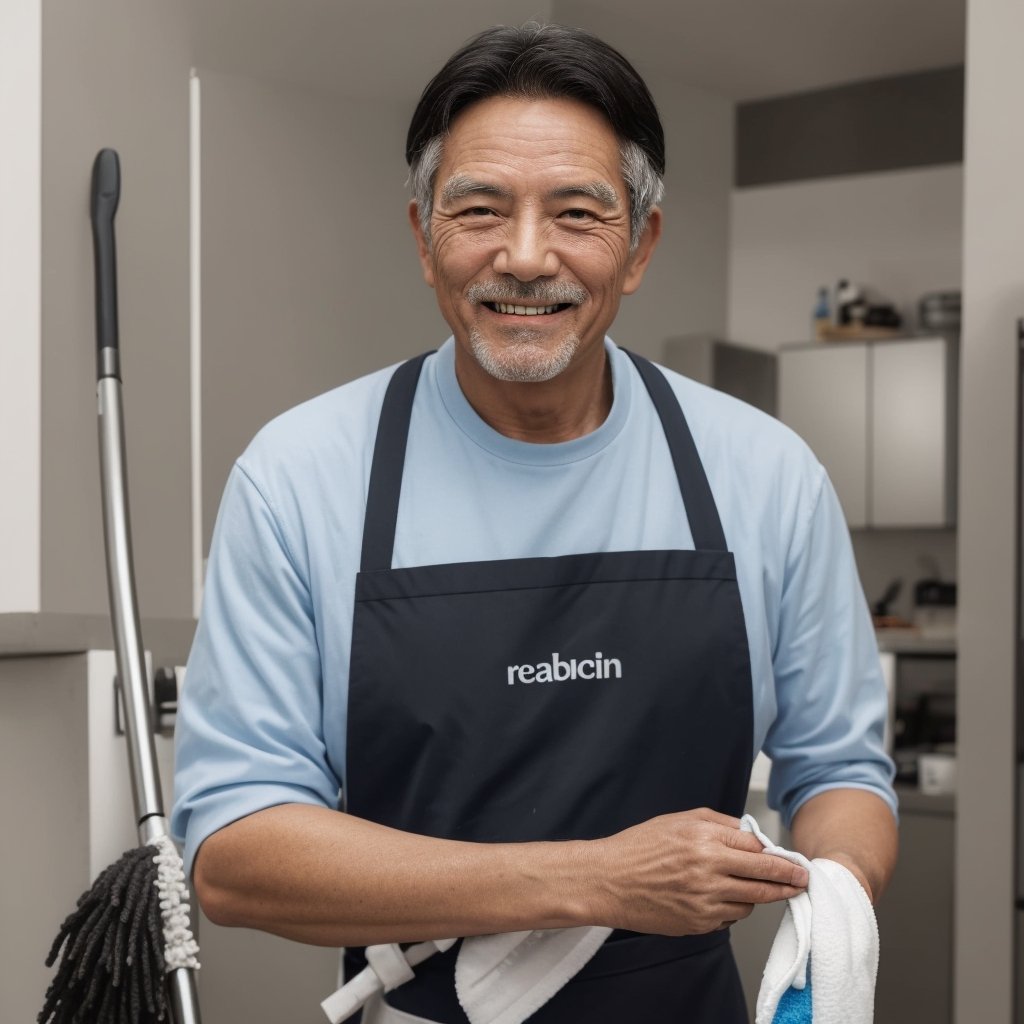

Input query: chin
[468,329,581,383]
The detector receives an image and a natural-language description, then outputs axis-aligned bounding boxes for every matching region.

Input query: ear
[408,200,435,289]
[622,206,662,295]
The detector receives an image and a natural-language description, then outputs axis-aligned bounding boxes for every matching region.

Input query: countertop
[0,612,196,665]
[875,629,956,656]
[895,783,955,816]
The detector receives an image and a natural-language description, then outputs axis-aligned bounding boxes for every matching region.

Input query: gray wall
[198,69,444,549]
[614,73,733,356]
[39,0,193,620]
[15,1,736,618]
[196,65,734,550]
[0,656,91,1024]
[956,0,1024,1018]
[557,0,735,351]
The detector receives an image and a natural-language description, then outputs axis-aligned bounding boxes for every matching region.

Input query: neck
[453,342,613,443]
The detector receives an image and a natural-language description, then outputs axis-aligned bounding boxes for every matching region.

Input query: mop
[38,149,202,1024]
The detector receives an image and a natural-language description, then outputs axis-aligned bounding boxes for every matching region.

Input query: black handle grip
[90,148,121,381]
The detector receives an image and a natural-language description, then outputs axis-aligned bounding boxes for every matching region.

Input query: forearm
[193,803,593,947]
[789,788,898,904]
[194,804,811,947]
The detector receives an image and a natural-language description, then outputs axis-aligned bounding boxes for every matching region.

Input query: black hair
[405,23,665,177]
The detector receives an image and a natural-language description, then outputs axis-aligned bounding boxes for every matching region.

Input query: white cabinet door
[779,345,869,528]
[871,338,952,526]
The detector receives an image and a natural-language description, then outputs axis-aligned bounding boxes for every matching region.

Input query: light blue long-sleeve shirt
[172,338,896,875]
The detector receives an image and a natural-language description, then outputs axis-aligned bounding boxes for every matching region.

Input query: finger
[722,826,775,856]
[721,848,810,888]
[720,877,808,905]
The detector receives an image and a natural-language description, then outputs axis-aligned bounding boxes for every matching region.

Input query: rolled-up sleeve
[171,462,340,877]
[764,468,898,827]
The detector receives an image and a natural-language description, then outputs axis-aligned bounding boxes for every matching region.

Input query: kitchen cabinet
[875,790,955,1024]
[779,337,957,528]
[779,343,869,525]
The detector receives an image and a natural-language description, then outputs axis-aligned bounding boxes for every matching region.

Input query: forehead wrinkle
[439,174,513,206]
[547,182,620,209]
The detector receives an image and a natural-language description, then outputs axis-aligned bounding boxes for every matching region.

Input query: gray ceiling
[185,0,965,105]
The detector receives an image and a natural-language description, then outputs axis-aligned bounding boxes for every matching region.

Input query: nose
[491,214,560,281]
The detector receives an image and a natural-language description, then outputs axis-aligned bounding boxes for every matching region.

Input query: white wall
[0,0,41,613]
[728,165,964,350]
[956,0,1024,1017]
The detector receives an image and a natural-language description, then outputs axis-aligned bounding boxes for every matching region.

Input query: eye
[560,208,596,223]
[462,206,496,218]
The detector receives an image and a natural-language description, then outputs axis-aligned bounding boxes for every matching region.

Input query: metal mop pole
[91,147,203,1024]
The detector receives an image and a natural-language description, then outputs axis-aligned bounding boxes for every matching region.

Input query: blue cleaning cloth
[773,974,813,1023]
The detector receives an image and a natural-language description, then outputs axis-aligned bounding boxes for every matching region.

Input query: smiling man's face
[410,94,659,385]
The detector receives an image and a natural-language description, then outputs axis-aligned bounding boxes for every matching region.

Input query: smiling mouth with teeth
[483,301,573,316]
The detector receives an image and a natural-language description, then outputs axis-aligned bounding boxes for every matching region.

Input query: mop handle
[91,148,165,829]
[91,149,203,1024]
[91,148,122,382]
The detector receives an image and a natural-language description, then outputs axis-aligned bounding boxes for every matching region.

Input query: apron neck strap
[360,352,432,573]
[623,350,727,552]
[360,348,727,572]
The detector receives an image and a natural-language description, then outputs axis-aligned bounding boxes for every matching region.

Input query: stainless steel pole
[97,376,164,824]
[92,147,203,1024]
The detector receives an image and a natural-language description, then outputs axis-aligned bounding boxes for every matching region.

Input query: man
[173,23,897,1023]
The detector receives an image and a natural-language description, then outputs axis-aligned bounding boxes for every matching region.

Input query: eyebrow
[547,182,620,208]
[439,176,513,206]
[438,175,621,209]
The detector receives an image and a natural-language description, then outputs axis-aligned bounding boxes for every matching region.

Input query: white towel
[454,925,610,1024]
[319,926,608,1024]
[321,813,878,1024]
[740,814,879,1024]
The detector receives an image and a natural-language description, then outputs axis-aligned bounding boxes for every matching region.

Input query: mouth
[482,301,574,317]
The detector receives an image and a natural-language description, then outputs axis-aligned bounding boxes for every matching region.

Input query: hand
[587,808,809,937]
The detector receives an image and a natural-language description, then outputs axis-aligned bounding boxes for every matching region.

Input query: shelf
[0,613,195,664]
[876,630,956,656]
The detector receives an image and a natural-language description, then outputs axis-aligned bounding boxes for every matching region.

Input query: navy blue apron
[344,350,754,1022]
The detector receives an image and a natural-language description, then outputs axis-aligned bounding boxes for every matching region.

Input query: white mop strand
[151,836,201,972]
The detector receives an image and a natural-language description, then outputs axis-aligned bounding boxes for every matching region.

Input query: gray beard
[468,326,581,383]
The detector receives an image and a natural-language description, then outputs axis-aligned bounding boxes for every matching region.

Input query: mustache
[466,280,588,306]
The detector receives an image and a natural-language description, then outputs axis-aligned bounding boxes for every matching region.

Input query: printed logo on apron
[506,652,621,685]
